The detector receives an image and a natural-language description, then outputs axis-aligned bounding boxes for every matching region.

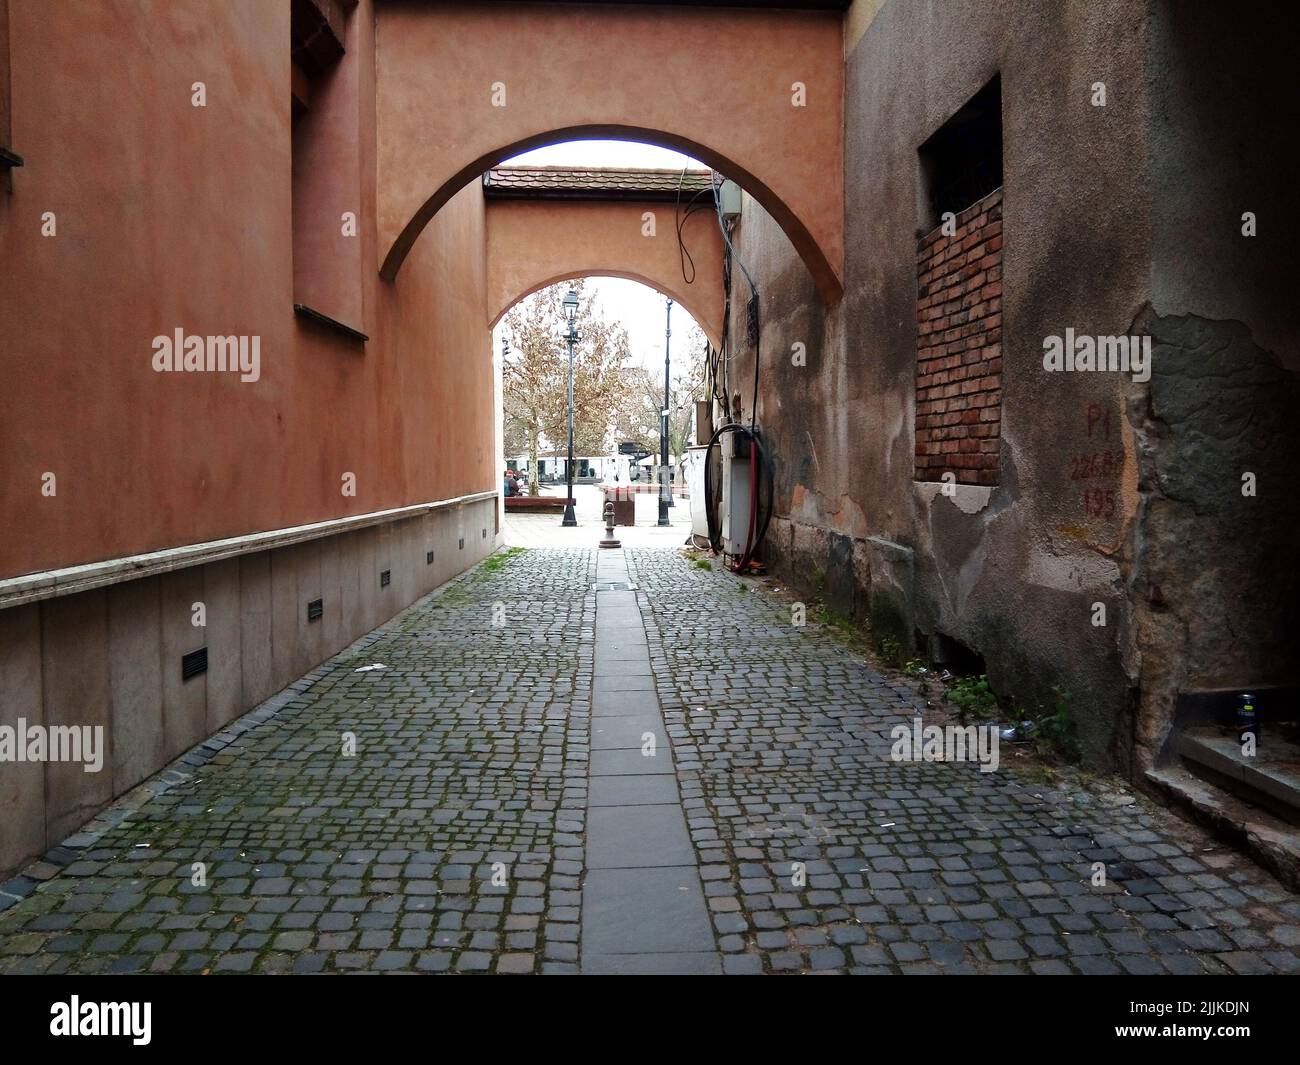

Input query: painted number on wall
[1086,404,1111,440]
[1079,405,1121,518]
[1082,487,1117,518]
[1069,450,1124,480]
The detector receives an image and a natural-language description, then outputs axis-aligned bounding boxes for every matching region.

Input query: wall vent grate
[380,570,391,587]
[426,550,435,565]
[307,598,323,622]
[181,647,208,681]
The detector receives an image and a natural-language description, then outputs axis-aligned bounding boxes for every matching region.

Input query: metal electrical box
[720,434,752,556]
[719,179,743,219]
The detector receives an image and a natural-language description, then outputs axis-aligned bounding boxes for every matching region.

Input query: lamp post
[561,288,579,527]
[658,298,672,526]
[501,333,513,493]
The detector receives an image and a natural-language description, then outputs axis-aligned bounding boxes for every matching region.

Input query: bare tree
[503,408,530,461]
[613,323,708,465]
[502,280,632,494]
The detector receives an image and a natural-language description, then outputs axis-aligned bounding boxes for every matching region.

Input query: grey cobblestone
[627,547,1300,976]
[0,549,593,975]
[5,544,1300,976]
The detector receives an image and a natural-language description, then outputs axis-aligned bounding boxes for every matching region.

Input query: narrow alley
[4,0,1299,1033]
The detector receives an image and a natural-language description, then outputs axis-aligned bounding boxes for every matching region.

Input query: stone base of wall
[764,504,1131,767]
[763,515,916,653]
[0,497,500,880]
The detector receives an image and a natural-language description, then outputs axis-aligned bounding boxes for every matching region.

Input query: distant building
[508,454,616,484]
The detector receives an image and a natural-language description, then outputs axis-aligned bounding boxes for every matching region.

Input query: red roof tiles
[483,166,714,201]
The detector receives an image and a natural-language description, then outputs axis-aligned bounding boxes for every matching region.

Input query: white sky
[497,139,707,372]
[506,139,700,171]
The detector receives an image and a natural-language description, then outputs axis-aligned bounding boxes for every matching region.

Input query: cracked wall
[1124,0,1300,773]
[1125,312,1300,772]
[732,0,1151,767]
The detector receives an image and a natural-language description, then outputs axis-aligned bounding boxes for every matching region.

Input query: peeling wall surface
[730,0,1296,771]
[1127,312,1300,771]
[1127,1,1300,771]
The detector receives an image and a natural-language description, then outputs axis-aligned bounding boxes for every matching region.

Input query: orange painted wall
[485,198,725,347]
[0,0,496,581]
[375,0,843,301]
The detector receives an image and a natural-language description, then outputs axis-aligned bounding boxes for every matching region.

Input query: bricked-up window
[915,79,1004,487]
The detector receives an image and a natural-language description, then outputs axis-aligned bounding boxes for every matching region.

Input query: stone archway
[374,1,843,301]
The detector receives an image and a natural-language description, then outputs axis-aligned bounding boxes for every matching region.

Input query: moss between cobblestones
[7,546,1300,975]
[479,546,526,574]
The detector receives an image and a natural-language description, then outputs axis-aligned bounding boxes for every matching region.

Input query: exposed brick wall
[914,187,1003,486]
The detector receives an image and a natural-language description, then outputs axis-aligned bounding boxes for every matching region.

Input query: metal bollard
[598,501,621,549]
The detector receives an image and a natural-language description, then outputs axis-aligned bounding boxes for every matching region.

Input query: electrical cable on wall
[711,172,762,430]
[673,167,715,288]
[696,170,773,573]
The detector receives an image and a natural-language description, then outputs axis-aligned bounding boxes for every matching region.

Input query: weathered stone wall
[733,0,1154,767]
[1124,0,1300,772]
[1125,313,1300,772]
[738,0,1297,775]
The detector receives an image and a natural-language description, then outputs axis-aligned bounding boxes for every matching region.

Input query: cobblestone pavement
[0,549,595,975]
[628,548,1300,975]
[3,545,1300,975]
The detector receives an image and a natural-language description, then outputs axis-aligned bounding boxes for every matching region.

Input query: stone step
[1175,724,1300,822]
[1146,764,1300,892]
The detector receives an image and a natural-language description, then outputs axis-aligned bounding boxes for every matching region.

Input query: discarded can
[1000,720,1037,743]
[1236,692,1260,748]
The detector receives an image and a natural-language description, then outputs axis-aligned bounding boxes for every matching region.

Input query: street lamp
[658,298,673,526]
[561,287,579,528]
[501,333,513,492]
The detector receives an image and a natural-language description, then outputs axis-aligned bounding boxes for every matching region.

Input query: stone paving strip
[626,548,1300,975]
[580,548,720,975]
